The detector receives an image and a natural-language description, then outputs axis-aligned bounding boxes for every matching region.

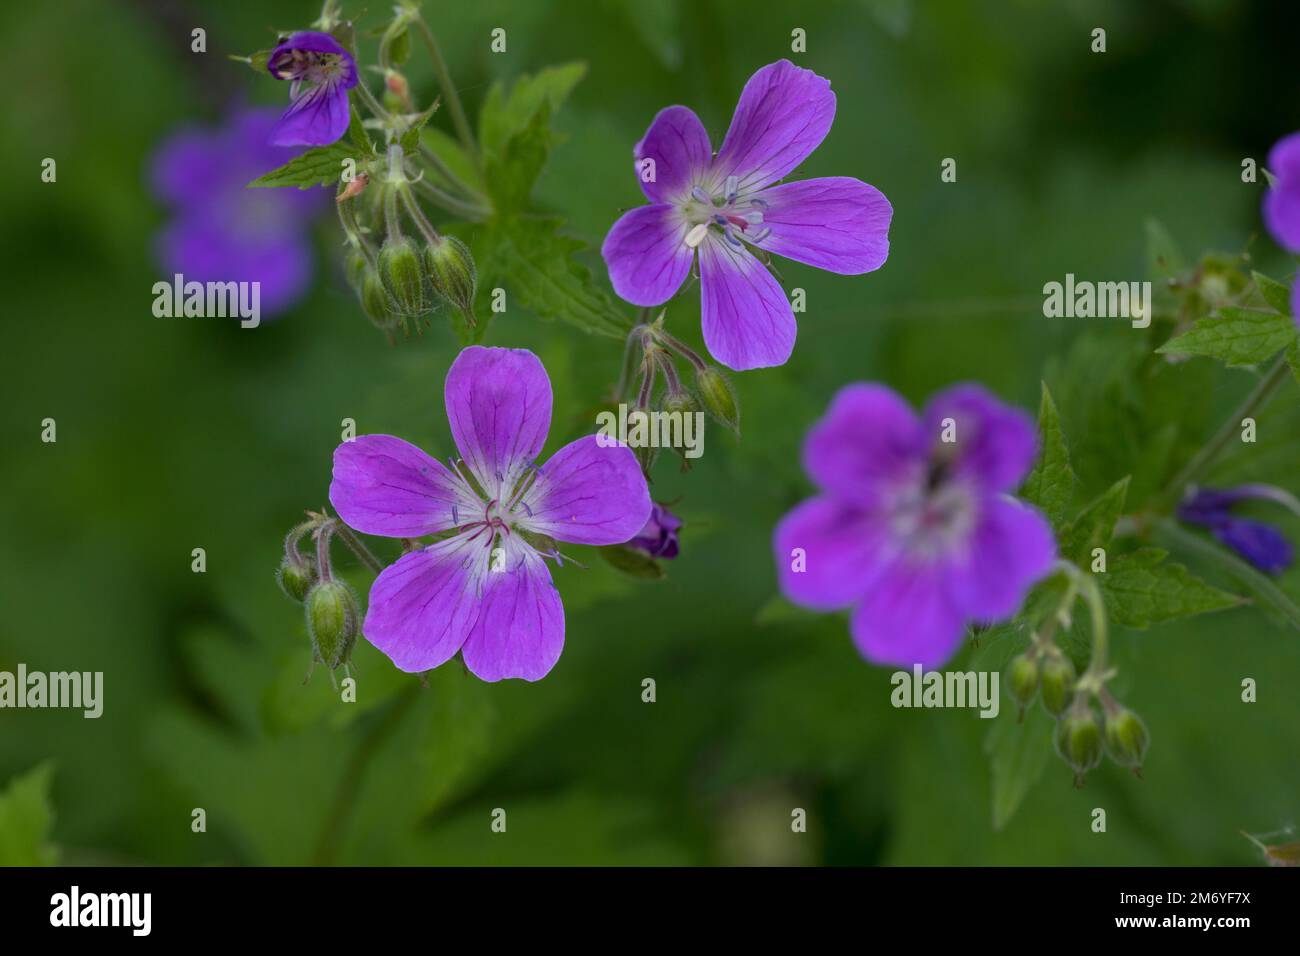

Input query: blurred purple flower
[1178,484,1295,575]
[266,31,358,146]
[150,107,326,318]
[628,503,682,559]
[1261,132,1300,321]
[774,383,1056,669]
[602,59,892,371]
[329,347,652,682]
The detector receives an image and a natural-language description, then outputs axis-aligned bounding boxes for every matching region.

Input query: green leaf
[479,62,587,157]
[247,118,370,190]
[1157,307,1297,367]
[1145,217,1186,282]
[0,762,59,866]
[484,101,555,214]
[483,216,632,339]
[1020,382,1074,527]
[1100,547,1241,628]
[1253,271,1292,316]
[984,706,1053,830]
[598,544,666,580]
[1059,476,1129,564]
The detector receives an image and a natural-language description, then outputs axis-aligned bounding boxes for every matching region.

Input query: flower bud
[276,558,316,602]
[1103,705,1150,770]
[359,268,401,331]
[1055,699,1102,784]
[660,389,700,416]
[1039,651,1076,717]
[344,248,368,290]
[425,235,477,326]
[378,235,430,316]
[1007,653,1040,710]
[305,580,359,671]
[695,365,739,434]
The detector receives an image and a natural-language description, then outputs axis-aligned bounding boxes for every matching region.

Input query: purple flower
[329,347,653,682]
[265,31,358,147]
[773,383,1056,668]
[1262,132,1300,321]
[627,503,682,559]
[601,60,892,372]
[150,107,326,316]
[1178,484,1295,575]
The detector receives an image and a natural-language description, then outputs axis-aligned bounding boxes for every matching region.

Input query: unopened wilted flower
[266,31,358,146]
[602,60,892,371]
[329,347,652,681]
[1178,484,1295,575]
[628,503,682,559]
[773,383,1056,668]
[150,107,326,316]
[1262,132,1300,321]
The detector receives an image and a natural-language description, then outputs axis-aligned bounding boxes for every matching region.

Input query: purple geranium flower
[627,503,682,559]
[601,60,892,372]
[1178,484,1295,575]
[1262,132,1300,321]
[773,383,1056,668]
[329,347,652,682]
[266,31,358,146]
[150,107,325,316]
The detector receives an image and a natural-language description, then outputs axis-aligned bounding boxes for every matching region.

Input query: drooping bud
[305,580,359,671]
[276,558,317,602]
[1102,703,1150,770]
[1007,652,1040,713]
[1054,698,1103,785]
[695,365,740,434]
[378,235,430,316]
[1039,650,1076,717]
[344,247,368,290]
[359,268,401,332]
[425,235,477,326]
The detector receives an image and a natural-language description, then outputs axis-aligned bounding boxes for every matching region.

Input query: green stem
[1157,355,1291,510]
[413,16,478,164]
[1058,560,1110,690]
[331,520,385,576]
[413,177,490,221]
[309,687,419,866]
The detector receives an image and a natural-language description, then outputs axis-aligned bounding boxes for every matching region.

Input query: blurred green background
[2,0,1299,865]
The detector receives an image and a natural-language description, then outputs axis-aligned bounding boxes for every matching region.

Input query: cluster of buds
[1006,563,1150,786]
[615,312,740,478]
[338,144,478,340]
[278,512,362,686]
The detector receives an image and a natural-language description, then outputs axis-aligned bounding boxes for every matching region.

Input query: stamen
[724,175,739,202]
[749,197,768,210]
[684,223,710,249]
[723,229,745,248]
[741,211,764,226]
[690,186,712,205]
[451,504,459,525]
[750,227,771,244]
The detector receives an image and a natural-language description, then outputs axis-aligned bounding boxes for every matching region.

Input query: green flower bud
[695,365,740,434]
[1039,651,1076,717]
[660,389,701,416]
[344,248,368,290]
[378,235,430,316]
[425,236,477,326]
[359,269,401,331]
[1103,705,1150,769]
[1007,653,1040,710]
[305,580,359,671]
[276,559,316,603]
[634,441,659,478]
[1055,699,1102,783]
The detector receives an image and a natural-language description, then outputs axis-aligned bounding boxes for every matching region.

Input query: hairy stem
[331,519,385,575]
[413,16,478,164]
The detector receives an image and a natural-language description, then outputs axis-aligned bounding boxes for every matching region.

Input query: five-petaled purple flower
[601,60,893,372]
[774,383,1056,668]
[1178,484,1295,575]
[150,106,326,316]
[1262,132,1300,322]
[627,503,682,559]
[266,31,358,147]
[329,347,652,682]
